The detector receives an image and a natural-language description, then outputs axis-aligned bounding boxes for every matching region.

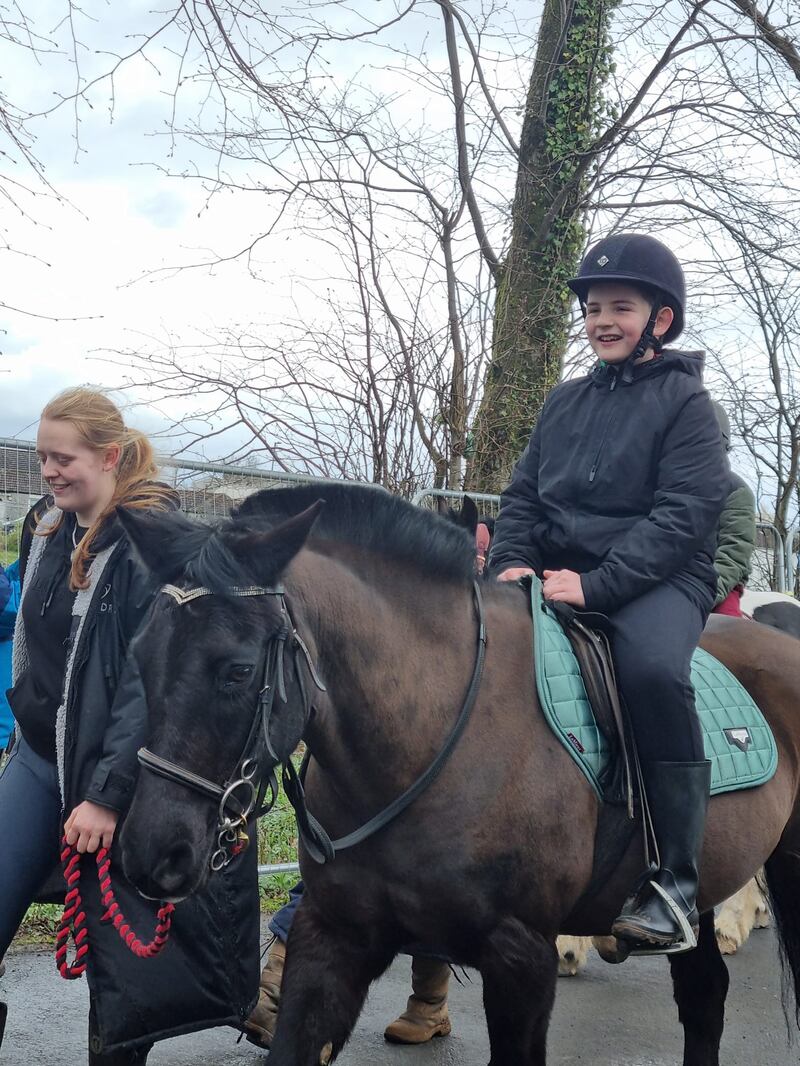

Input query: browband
[161,584,284,605]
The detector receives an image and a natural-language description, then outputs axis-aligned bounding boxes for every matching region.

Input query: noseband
[138,579,487,872]
[137,582,325,871]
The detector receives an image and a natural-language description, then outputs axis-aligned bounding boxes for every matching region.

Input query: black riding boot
[612,760,711,954]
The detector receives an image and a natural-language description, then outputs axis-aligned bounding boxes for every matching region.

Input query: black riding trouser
[608,581,709,765]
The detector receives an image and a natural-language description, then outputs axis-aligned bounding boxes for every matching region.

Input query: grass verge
[13,780,300,949]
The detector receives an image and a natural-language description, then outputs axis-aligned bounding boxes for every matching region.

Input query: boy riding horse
[491,233,728,954]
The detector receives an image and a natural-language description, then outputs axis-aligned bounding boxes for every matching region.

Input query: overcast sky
[0,1,357,450]
[0,1,792,501]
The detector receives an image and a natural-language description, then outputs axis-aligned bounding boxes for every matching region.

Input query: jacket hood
[591,348,706,388]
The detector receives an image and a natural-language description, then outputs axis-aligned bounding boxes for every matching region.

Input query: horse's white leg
[715,875,767,955]
[556,935,591,977]
[752,872,771,928]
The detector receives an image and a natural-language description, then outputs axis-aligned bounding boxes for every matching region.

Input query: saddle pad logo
[725,727,752,753]
[567,732,585,754]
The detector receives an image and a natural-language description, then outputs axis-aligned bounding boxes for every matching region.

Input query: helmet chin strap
[621,301,664,383]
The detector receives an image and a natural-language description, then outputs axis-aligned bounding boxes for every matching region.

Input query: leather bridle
[137,582,325,871]
[136,579,487,872]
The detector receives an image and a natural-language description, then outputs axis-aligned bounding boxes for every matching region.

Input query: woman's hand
[64,800,119,854]
[497,567,536,582]
[542,569,586,608]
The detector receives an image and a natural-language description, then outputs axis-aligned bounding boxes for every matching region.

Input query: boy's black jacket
[489,350,729,612]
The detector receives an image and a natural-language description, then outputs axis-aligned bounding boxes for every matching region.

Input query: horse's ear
[226,500,324,584]
[116,507,206,582]
[435,497,451,516]
[459,495,479,535]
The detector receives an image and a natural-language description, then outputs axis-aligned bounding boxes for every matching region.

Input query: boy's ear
[654,305,674,340]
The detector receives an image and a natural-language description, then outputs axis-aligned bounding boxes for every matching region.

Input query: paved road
[2,925,793,1064]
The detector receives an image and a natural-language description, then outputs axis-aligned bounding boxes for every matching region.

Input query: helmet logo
[597,255,609,267]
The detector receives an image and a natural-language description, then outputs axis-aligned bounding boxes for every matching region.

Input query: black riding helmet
[568,234,686,355]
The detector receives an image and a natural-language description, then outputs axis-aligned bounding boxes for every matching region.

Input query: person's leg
[608,583,711,951]
[244,881,305,1048]
[384,956,452,1044]
[0,737,62,1051]
[269,881,304,943]
[0,737,62,956]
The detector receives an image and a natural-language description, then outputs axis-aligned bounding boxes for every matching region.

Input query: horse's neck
[288,551,477,803]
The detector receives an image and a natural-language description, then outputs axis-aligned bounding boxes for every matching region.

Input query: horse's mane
[232,482,475,585]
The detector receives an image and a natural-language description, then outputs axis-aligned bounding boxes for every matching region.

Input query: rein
[284,580,488,863]
[135,578,487,870]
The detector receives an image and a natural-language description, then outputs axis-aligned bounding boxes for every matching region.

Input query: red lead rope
[56,837,175,979]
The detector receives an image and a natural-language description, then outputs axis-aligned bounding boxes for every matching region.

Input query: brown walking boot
[244,938,286,1049]
[384,956,452,1044]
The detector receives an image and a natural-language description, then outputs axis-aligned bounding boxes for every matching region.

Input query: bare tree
[5,1,800,497]
[710,248,800,589]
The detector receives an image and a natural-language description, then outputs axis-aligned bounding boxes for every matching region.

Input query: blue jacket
[490,351,729,612]
[0,560,20,746]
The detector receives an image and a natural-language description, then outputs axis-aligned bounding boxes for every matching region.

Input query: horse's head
[117,502,322,902]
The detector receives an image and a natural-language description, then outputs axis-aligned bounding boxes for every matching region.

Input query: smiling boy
[490,233,728,954]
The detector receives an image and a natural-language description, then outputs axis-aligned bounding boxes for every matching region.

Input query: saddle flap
[545,601,633,808]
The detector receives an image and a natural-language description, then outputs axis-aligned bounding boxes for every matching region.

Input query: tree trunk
[467,0,617,493]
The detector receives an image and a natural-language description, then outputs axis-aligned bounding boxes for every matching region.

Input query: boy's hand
[497,567,536,582]
[64,800,119,854]
[543,569,586,608]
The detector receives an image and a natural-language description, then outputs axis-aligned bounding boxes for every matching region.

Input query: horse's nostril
[151,841,197,895]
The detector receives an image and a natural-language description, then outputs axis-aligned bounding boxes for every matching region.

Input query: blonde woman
[1,389,259,1063]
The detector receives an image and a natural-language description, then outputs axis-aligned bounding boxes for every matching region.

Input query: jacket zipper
[61,542,124,804]
[587,365,621,483]
[589,408,619,483]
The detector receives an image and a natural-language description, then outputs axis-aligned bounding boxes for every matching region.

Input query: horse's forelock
[185,525,254,594]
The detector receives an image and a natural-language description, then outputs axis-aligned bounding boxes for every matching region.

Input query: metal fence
[413,487,797,595]
[3,441,797,593]
[0,438,325,562]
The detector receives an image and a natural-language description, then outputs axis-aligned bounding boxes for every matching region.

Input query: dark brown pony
[117,484,800,1066]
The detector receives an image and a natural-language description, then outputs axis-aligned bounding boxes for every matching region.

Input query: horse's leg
[267,900,396,1065]
[88,1004,152,1065]
[669,910,728,1066]
[714,883,748,955]
[480,918,558,1066]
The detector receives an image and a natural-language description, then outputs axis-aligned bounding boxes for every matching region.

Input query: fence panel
[0,438,328,562]
[412,487,789,595]
[2,443,793,595]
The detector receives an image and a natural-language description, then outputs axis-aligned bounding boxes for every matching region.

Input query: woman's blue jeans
[0,736,62,958]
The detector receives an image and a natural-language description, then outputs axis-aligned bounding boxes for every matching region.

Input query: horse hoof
[0,1000,7,1048]
[320,1041,333,1064]
[715,930,741,956]
[593,936,630,964]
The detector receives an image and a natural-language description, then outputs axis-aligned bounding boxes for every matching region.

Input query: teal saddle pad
[529,576,778,799]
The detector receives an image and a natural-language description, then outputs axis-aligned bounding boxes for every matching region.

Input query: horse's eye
[223,664,254,687]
